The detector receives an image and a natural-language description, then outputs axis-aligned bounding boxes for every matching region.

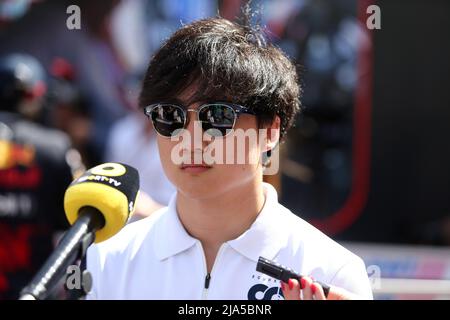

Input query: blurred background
[0,0,449,300]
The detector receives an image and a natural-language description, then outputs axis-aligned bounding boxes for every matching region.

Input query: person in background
[0,0,131,162]
[0,53,82,299]
[47,57,101,169]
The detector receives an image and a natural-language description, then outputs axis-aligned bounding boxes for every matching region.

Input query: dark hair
[139,16,301,140]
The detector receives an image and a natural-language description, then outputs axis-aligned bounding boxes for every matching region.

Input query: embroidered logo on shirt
[247,274,284,300]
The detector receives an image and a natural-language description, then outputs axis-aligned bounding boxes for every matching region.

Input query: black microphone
[256,256,331,298]
[19,163,139,300]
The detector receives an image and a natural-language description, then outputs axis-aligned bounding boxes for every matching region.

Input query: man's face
[155,86,269,200]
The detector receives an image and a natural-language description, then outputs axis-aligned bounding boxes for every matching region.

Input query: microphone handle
[19,207,104,300]
[282,270,331,298]
[256,257,331,298]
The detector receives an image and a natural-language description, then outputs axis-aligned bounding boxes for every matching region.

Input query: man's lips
[180,164,212,173]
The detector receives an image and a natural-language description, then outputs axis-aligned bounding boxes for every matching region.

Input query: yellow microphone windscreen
[64,163,139,243]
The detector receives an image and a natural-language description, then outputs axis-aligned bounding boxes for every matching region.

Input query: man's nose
[185,110,207,148]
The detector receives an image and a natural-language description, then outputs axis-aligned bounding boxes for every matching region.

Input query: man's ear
[264,116,281,152]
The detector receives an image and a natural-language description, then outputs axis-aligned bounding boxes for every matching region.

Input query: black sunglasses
[144,102,256,138]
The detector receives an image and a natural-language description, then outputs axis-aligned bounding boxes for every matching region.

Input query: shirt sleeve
[329,257,374,300]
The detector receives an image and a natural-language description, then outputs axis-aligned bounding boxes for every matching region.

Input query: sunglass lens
[150,105,185,137]
[199,105,235,136]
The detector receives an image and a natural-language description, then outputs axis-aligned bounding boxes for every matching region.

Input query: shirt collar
[154,183,288,262]
[154,193,197,261]
[227,182,288,263]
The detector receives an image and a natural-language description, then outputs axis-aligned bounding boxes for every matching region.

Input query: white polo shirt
[86,183,373,300]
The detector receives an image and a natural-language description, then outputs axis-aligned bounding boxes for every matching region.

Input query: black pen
[256,256,330,298]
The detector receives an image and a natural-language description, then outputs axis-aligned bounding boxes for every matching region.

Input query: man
[0,53,80,299]
[86,16,373,300]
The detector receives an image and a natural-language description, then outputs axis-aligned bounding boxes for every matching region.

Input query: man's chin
[176,182,224,200]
